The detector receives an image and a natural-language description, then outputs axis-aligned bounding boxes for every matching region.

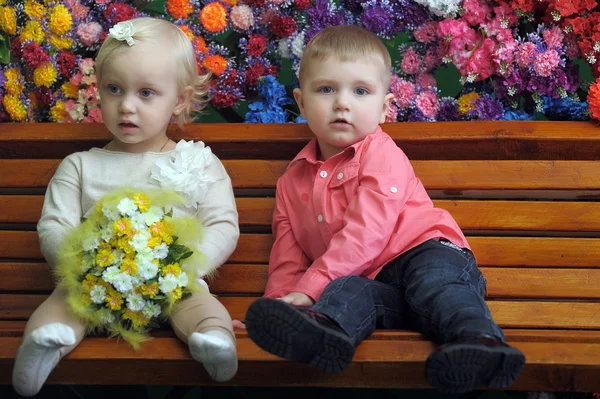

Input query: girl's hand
[232,319,246,329]
[279,292,315,306]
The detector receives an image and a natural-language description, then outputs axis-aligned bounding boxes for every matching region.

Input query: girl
[12,17,240,396]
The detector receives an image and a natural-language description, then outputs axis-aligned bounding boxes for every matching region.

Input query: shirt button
[337,172,344,180]
[317,214,323,222]
[320,170,328,178]
[390,186,398,193]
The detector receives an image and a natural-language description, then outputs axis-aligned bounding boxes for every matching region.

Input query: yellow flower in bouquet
[56,188,209,349]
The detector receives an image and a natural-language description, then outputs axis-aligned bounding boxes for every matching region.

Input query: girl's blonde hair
[299,25,392,88]
[95,17,210,129]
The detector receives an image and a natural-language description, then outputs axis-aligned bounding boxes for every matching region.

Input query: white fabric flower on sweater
[150,140,216,208]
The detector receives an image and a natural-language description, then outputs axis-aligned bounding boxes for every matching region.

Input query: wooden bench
[1,121,600,392]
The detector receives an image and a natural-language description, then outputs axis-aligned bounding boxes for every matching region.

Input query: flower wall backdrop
[1,0,599,123]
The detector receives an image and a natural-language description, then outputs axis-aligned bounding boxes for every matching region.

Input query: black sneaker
[425,335,526,393]
[245,297,355,373]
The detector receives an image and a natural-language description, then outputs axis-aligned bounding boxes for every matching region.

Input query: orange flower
[166,0,193,20]
[203,54,228,76]
[199,2,227,33]
[588,79,600,121]
[222,0,239,5]
[195,36,208,54]
[179,24,195,41]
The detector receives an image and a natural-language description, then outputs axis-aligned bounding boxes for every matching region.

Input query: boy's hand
[279,292,315,306]
[232,319,246,330]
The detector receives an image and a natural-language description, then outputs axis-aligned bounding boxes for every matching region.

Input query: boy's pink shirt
[264,127,470,302]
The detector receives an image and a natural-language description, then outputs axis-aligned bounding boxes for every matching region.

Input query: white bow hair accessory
[109,20,135,46]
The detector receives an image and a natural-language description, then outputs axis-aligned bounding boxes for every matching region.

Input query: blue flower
[542,96,590,121]
[501,109,537,120]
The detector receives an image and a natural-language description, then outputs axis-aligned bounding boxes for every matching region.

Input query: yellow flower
[170,287,183,302]
[20,20,45,44]
[82,273,98,290]
[24,0,46,19]
[162,263,182,277]
[140,282,159,298]
[4,68,24,96]
[113,217,133,237]
[116,236,134,254]
[48,3,72,35]
[48,34,73,50]
[105,290,123,311]
[0,6,16,35]
[96,249,114,268]
[133,193,150,212]
[120,257,138,275]
[147,236,162,248]
[61,81,80,99]
[50,100,68,122]
[33,63,58,88]
[457,92,480,115]
[3,95,27,122]
[122,309,150,328]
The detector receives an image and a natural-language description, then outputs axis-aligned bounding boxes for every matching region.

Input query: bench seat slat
[3,159,600,191]
[4,195,600,233]
[2,232,599,268]
[3,262,600,300]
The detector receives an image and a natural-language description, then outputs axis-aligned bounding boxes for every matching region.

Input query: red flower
[22,43,50,68]
[10,37,22,59]
[295,0,311,9]
[56,51,77,78]
[38,88,54,107]
[103,3,137,25]
[222,69,241,87]
[244,62,267,88]
[246,35,268,57]
[211,91,239,108]
[269,15,297,38]
[244,0,266,6]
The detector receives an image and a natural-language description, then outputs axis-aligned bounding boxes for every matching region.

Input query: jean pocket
[432,238,471,261]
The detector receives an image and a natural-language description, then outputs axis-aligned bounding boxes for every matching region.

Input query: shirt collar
[288,126,384,169]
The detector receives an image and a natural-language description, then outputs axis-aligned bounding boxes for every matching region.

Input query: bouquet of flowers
[56,188,207,349]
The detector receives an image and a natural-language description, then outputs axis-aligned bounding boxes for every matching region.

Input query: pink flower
[95,0,111,4]
[389,76,416,108]
[438,18,471,39]
[79,58,95,75]
[70,73,83,86]
[416,73,437,88]
[76,22,103,47]
[87,107,103,123]
[533,49,561,77]
[230,5,254,31]
[86,85,99,102]
[415,90,439,119]
[400,47,423,75]
[268,0,287,3]
[424,47,441,71]
[81,74,97,86]
[385,102,399,123]
[543,26,564,49]
[414,22,438,43]
[63,0,89,19]
[493,28,518,66]
[516,42,536,68]
[258,8,278,25]
[462,0,490,27]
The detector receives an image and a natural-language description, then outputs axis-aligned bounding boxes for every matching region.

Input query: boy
[244,25,525,394]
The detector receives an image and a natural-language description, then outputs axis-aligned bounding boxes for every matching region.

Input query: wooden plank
[5,195,600,233]
[4,262,600,300]
[2,232,599,268]
[3,295,600,330]
[4,121,600,161]
[4,159,600,191]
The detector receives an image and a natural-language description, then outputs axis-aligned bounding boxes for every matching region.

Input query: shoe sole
[245,298,354,373]
[424,342,525,393]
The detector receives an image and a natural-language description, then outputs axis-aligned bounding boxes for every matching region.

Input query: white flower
[102,203,120,221]
[137,260,159,280]
[100,226,114,242]
[98,308,116,324]
[291,32,305,59]
[176,272,188,288]
[152,243,169,260]
[90,285,106,304]
[117,197,137,216]
[142,302,162,319]
[278,38,291,59]
[126,293,146,311]
[411,0,461,16]
[130,212,147,231]
[82,236,100,251]
[143,206,164,226]
[159,273,178,294]
[102,266,120,283]
[136,248,155,265]
[150,140,217,208]
[109,20,135,46]
[81,253,95,272]
[130,230,151,252]
[112,273,133,293]
[110,249,125,266]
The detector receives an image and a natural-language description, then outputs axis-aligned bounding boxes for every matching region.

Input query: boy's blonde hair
[298,25,392,88]
[95,17,210,128]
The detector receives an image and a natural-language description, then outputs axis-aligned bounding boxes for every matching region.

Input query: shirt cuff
[294,271,333,302]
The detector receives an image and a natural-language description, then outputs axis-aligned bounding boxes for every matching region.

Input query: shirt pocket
[329,163,359,188]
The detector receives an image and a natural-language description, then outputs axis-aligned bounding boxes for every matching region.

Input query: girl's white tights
[188,329,238,382]
[12,323,76,397]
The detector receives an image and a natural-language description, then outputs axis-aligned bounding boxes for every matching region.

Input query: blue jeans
[311,239,503,346]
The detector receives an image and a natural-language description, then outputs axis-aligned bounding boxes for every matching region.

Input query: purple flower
[361,1,395,38]
[474,96,504,120]
[437,98,461,121]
